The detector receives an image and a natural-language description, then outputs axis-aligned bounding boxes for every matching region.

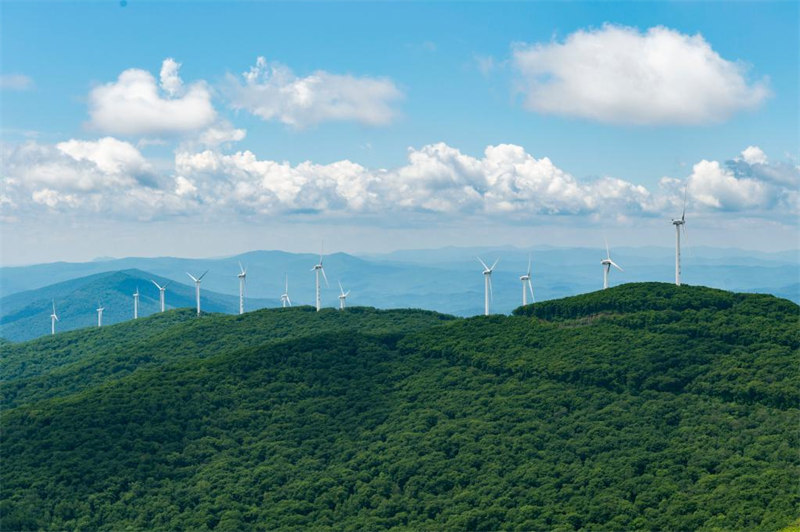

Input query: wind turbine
[672,187,688,286]
[311,251,328,312]
[601,239,623,289]
[237,262,247,315]
[338,281,350,310]
[520,254,534,306]
[186,271,208,316]
[133,287,140,319]
[50,300,59,335]
[96,302,105,327]
[150,279,172,312]
[477,257,499,316]
[281,275,292,308]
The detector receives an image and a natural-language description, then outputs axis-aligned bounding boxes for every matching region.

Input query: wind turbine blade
[605,236,610,259]
[681,184,688,221]
[163,280,173,289]
[186,272,198,282]
[338,280,344,295]
[52,300,56,314]
[287,296,292,306]
[321,267,329,287]
[477,257,489,270]
[490,258,500,271]
[239,261,245,275]
[151,280,163,290]
[610,260,624,272]
[528,279,534,302]
[527,254,532,276]
[54,315,59,321]
[285,274,288,292]
[198,270,209,281]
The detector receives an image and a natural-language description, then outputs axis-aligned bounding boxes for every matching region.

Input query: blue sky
[1,1,798,265]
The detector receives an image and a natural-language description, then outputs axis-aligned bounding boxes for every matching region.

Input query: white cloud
[159,58,184,97]
[174,176,198,197]
[512,24,769,125]
[173,142,657,217]
[226,57,403,128]
[0,138,189,219]
[2,140,143,192]
[685,146,798,212]
[3,140,796,224]
[739,146,767,165]
[197,123,247,147]
[56,137,150,175]
[0,74,34,91]
[687,160,768,209]
[88,59,216,136]
[32,188,79,208]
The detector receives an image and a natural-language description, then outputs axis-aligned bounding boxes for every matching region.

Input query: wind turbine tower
[338,281,350,310]
[50,300,59,335]
[133,287,140,319]
[281,275,292,307]
[520,254,534,306]
[672,188,688,286]
[186,271,208,316]
[96,302,105,327]
[477,257,499,316]
[151,280,171,312]
[601,240,624,290]
[311,252,328,312]
[237,263,247,315]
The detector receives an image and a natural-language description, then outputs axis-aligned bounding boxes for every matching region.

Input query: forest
[1,283,798,530]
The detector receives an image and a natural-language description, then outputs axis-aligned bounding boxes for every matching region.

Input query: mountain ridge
[1,283,797,530]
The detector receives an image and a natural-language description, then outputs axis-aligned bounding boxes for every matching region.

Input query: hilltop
[0,269,273,342]
[1,283,797,530]
[2,247,797,334]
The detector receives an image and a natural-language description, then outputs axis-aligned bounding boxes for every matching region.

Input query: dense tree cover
[1,284,797,530]
[1,306,454,408]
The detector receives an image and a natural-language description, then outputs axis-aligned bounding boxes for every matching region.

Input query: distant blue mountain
[0,246,797,342]
[0,269,272,342]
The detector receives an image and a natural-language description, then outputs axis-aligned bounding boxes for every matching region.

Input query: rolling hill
[1,283,797,530]
[1,247,797,324]
[0,269,273,342]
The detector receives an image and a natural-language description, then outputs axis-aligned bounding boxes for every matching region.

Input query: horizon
[1,242,798,269]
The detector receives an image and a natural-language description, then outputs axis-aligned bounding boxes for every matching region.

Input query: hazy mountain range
[1,246,797,341]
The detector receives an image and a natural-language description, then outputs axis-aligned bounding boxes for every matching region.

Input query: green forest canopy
[1,283,798,530]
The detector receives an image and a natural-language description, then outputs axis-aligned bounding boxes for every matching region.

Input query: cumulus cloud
[173,142,657,217]
[88,59,217,136]
[196,122,247,148]
[2,139,147,192]
[3,139,796,224]
[226,57,403,128]
[0,138,195,218]
[159,58,184,97]
[739,146,767,165]
[0,74,34,91]
[685,146,798,212]
[512,24,769,125]
[56,137,150,176]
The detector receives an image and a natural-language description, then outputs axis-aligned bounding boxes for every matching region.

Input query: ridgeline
[1,283,798,530]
